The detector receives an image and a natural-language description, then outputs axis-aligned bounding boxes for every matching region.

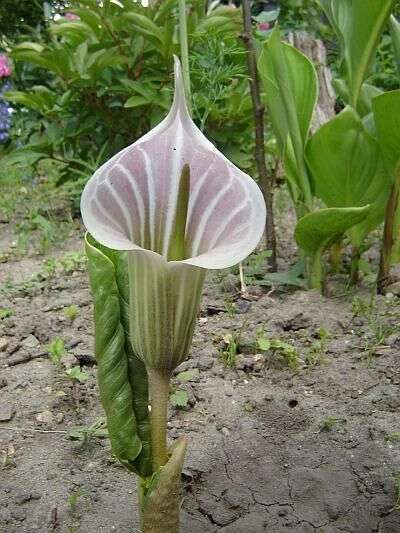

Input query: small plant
[256,330,300,371]
[224,298,236,318]
[0,308,12,319]
[385,432,400,444]
[63,305,79,322]
[47,337,66,365]
[391,472,400,511]
[65,366,88,384]
[169,389,189,409]
[319,416,340,432]
[304,327,330,367]
[220,333,240,368]
[68,488,88,516]
[67,419,108,446]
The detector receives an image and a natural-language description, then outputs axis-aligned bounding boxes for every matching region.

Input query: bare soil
[1,216,400,533]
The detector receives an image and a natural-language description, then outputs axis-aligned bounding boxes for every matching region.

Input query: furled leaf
[85,235,151,477]
[391,15,400,76]
[372,90,400,178]
[295,206,371,256]
[319,0,393,107]
[258,26,317,209]
[306,107,390,246]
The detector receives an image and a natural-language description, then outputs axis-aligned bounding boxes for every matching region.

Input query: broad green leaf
[372,90,400,178]
[320,0,393,107]
[258,26,317,209]
[306,107,390,245]
[295,206,371,256]
[85,235,151,477]
[391,15,400,76]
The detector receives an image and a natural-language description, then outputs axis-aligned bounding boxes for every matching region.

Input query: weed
[224,298,236,318]
[391,472,400,511]
[304,327,330,367]
[170,389,189,409]
[0,308,12,319]
[47,337,66,365]
[220,333,239,367]
[256,329,300,371]
[319,416,340,431]
[65,366,89,384]
[1,443,16,469]
[64,305,79,322]
[385,432,400,444]
[68,488,87,516]
[67,419,108,445]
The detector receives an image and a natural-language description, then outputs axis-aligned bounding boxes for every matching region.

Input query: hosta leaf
[306,107,390,245]
[295,206,371,256]
[258,26,317,207]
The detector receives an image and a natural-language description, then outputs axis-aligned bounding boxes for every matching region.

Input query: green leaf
[320,0,394,107]
[169,389,189,408]
[372,90,400,179]
[295,206,371,256]
[306,107,390,245]
[85,234,151,477]
[257,338,271,351]
[123,13,164,44]
[332,78,383,117]
[65,366,89,384]
[124,95,150,108]
[258,26,317,208]
[176,369,199,383]
[0,308,12,319]
[390,15,400,76]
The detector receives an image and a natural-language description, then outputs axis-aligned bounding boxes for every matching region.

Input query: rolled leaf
[319,0,394,107]
[258,26,317,210]
[391,15,400,76]
[85,235,151,476]
[372,90,400,179]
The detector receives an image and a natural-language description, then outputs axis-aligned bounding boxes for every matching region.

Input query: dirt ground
[1,214,400,533]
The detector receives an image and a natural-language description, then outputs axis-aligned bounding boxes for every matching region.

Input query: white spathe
[81,56,266,270]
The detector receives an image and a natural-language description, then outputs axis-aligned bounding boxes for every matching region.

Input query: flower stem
[178,0,191,114]
[148,368,171,471]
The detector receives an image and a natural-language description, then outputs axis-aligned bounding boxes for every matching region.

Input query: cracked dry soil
[1,232,400,533]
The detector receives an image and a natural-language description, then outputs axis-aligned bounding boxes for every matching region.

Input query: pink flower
[0,55,11,78]
[258,22,271,32]
[65,12,80,20]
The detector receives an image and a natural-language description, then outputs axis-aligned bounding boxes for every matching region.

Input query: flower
[81,57,266,372]
[258,22,271,32]
[0,55,11,78]
[65,12,80,20]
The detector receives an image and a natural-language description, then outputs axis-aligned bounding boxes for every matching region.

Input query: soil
[1,214,400,533]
